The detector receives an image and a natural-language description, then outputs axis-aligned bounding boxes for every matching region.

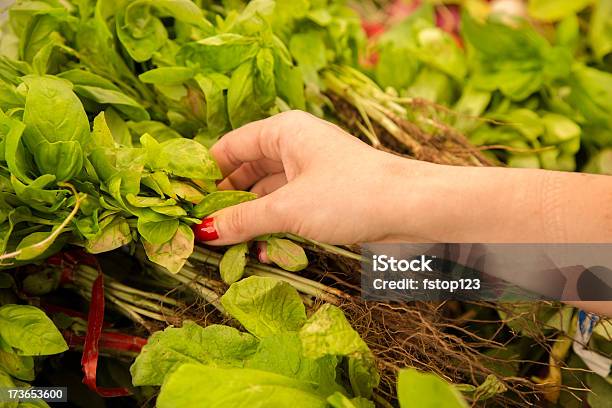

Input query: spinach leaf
[589,0,612,60]
[1,109,32,183]
[219,242,249,285]
[221,276,307,338]
[0,305,68,356]
[192,191,257,218]
[397,368,468,408]
[266,237,308,272]
[131,321,257,386]
[157,364,327,408]
[299,304,379,398]
[245,332,340,396]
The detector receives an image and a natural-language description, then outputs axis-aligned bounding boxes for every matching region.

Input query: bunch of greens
[130,275,469,408]
[370,2,612,172]
[1,0,354,274]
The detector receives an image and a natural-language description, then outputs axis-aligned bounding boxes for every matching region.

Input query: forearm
[388,160,612,243]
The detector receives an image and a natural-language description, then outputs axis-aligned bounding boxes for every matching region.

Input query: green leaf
[131,321,257,386]
[221,276,307,338]
[228,60,263,128]
[245,332,340,396]
[22,75,89,147]
[397,368,468,408]
[157,364,327,408]
[91,112,116,149]
[0,305,68,356]
[85,218,132,254]
[143,223,194,273]
[528,0,593,22]
[274,58,306,110]
[126,194,176,208]
[299,304,379,398]
[157,138,222,180]
[195,73,230,138]
[290,31,327,84]
[0,369,17,408]
[15,230,65,261]
[255,47,277,110]
[1,109,32,184]
[327,393,375,408]
[266,237,308,272]
[590,0,612,59]
[192,191,257,218]
[0,348,34,381]
[569,64,612,129]
[32,139,84,182]
[541,113,581,145]
[300,304,369,359]
[139,67,196,85]
[137,218,179,245]
[73,85,150,121]
[220,243,249,285]
[116,3,167,62]
[177,33,260,72]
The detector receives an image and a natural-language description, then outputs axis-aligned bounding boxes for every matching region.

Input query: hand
[203,110,432,245]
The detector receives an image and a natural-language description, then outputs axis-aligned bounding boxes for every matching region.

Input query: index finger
[210,116,284,177]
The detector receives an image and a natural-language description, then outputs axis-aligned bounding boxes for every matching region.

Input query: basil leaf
[219,242,248,285]
[221,276,307,339]
[0,305,68,356]
[143,223,193,273]
[266,237,308,272]
[177,34,260,72]
[0,369,17,408]
[131,321,257,386]
[527,0,592,22]
[192,191,257,218]
[85,218,132,254]
[228,60,262,128]
[157,364,327,408]
[137,218,179,245]
[327,393,374,408]
[156,138,222,180]
[116,3,167,62]
[0,348,35,381]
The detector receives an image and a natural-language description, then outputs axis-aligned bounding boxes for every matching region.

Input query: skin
[207,110,612,316]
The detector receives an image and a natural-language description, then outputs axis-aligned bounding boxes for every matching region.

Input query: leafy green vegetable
[397,368,468,408]
[299,304,379,398]
[192,191,257,218]
[157,364,328,408]
[266,237,308,272]
[131,321,257,386]
[221,276,307,338]
[0,305,67,356]
[219,242,249,284]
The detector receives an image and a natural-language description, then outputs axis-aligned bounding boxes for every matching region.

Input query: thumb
[193,196,284,245]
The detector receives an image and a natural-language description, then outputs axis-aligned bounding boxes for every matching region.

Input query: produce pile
[0,0,610,407]
[361,0,612,172]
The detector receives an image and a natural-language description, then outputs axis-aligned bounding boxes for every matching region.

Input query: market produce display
[363,0,612,172]
[0,0,610,407]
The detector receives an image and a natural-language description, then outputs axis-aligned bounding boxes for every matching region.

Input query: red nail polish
[193,218,219,242]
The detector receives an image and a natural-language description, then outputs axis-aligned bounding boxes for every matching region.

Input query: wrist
[384,160,547,243]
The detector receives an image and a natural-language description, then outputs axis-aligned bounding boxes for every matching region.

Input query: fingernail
[193,218,219,242]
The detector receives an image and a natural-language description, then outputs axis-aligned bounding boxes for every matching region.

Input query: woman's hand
[203,110,612,246]
[203,110,433,245]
